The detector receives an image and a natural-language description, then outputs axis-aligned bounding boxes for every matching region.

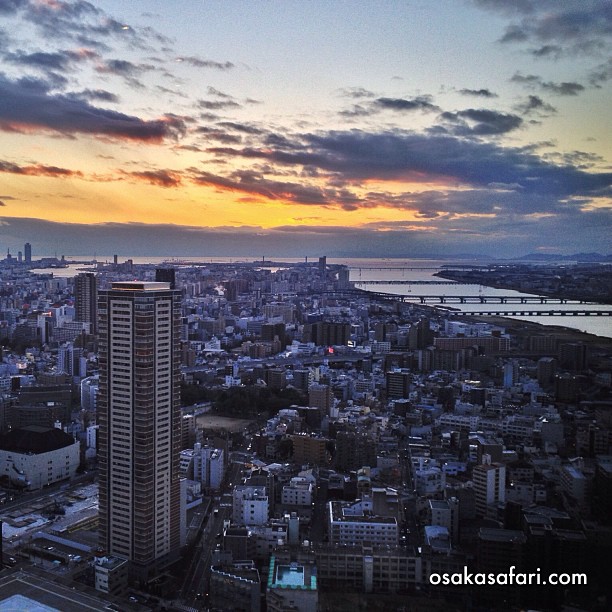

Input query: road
[180,459,243,609]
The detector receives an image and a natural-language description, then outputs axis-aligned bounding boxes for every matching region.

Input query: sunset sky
[0,0,611,258]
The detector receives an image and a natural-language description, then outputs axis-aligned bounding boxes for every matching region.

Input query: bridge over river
[363,293,596,305]
[452,310,612,317]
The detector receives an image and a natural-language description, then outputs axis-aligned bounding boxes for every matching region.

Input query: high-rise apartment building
[75,273,98,334]
[98,281,181,580]
[473,460,506,518]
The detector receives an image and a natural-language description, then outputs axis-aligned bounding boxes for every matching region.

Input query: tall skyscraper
[24,242,31,264]
[98,282,181,580]
[75,273,98,334]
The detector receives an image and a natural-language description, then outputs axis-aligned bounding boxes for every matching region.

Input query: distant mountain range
[514,252,612,262]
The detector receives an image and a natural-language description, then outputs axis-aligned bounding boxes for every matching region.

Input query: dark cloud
[458,88,498,98]
[0,73,185,141]
[514,94,557,116]
[375,96,440,112]
[207,129,612,206]
[339,104,375,118]
[191,169,334,206]
[206,87,235,99]
[197,99,241,110]
[70,88,120,103]
[531,44,563,59]
[438,109,523,135]
[338,87,376,99]
[121,169,182,188]
[475,0,612,58]
[511,72,585,96]
[177,56,234,70]
[0,0,27,15]
[510,72,540,87]
[589,58,612,86]
[1,214,610,259]
[216,122,264,135]
[541,81,584,96]
[95,58,155,88]
[5,50,72,71]
[0,160,82,178]
[195,127,242,144]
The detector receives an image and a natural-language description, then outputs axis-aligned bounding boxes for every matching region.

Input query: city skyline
[0,0,611,258]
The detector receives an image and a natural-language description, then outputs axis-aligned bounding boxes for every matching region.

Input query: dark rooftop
[0,426,76,454]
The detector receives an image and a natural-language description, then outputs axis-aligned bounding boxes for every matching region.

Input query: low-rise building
[94,555,129,597]
[328,498,398,546]
[267,556,318,612]
[210,561,261,612]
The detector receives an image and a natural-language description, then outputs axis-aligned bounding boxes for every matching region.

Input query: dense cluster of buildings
[0,248,610,610]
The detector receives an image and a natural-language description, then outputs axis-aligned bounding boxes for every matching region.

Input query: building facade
[98,281,181,581]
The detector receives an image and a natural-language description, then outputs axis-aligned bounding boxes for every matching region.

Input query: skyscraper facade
[24,242,32,264]
[75,273,98,334]
[98,281,181,580]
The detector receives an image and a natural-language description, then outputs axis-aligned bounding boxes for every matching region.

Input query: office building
[308,383,333,416]
[290,434,328,466]
[24,242,32,264]
[334,430,376,472]
[385,368,411,399]
[98,281,181,581]
[75,273,98,334]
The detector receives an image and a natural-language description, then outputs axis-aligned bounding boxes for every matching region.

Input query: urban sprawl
[0,249,610,611]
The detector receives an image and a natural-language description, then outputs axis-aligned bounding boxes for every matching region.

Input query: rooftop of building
[0,570,112,612]
[329,500,397,525]
[109,281,171,291]
[429,500,451,510]
[478,528,527,543]
[267,556,317,591]
[94,555,127,570]
[211,563,260,584]
[0,426,76,454]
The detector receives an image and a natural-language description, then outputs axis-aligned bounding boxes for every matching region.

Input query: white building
[233,485,269,526]
[179,443,225,490]
[473,460,506,518]
[428,498,459,544]
[328,498,398,546]
[281,477,313,507]
[414,467,446,496]
[80,375,99,411]
[0,425,80,490]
